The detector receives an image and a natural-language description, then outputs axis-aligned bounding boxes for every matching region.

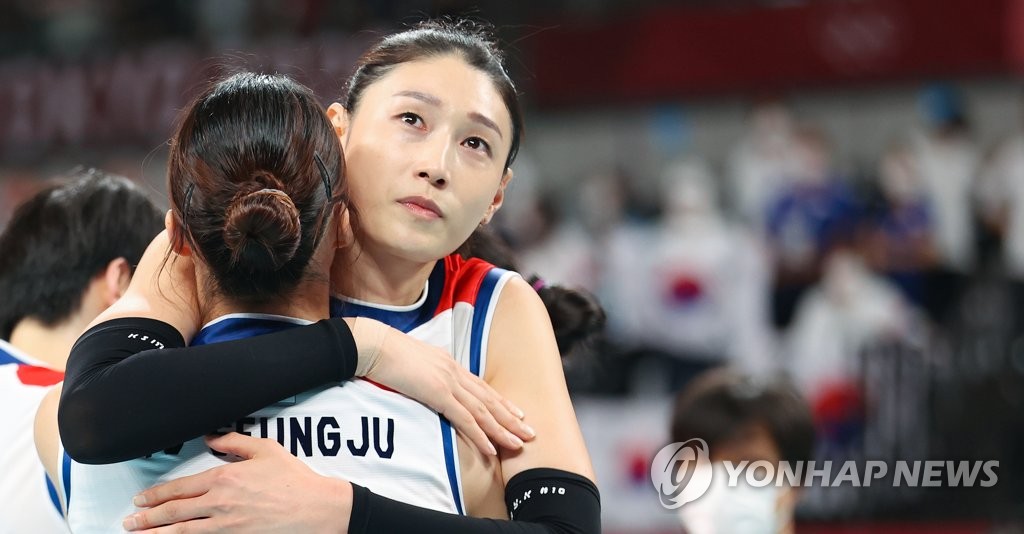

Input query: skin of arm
[34,384,64,512]
[486,277,595,484]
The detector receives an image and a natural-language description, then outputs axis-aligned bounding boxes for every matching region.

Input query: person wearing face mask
[669,368,815,534]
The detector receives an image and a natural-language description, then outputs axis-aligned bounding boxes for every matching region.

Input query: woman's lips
[397,196,442,219]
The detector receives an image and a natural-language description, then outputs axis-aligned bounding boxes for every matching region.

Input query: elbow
[57,391,122,464]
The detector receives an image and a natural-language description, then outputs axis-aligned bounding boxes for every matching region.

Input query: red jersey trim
[434,255,496,317]
[17,365,64,387]
[359,377,398,394]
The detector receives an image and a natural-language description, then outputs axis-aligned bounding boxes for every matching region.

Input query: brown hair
[168,72,347,303]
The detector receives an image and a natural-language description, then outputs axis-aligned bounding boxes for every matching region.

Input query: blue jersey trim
[62,450,72,509]
[192,316,301,346]
[0,344,27,366]
[331,260,446,332]
[45,473,62,516]
[439,417,465,515]
[468,268,505,377]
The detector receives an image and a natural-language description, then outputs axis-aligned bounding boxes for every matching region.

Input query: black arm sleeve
[349,468,601,534]
[59,316,357,464]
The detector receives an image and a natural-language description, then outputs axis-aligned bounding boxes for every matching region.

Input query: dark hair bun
[533,279,606,356]
[223,176,301,272]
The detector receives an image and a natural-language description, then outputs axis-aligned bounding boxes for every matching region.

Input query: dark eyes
[397,112,492,157]
[464,137,491,155]
[399,112,423,127]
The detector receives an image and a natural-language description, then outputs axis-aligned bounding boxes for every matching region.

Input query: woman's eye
[464,137,491,155]
[399,112,423,127]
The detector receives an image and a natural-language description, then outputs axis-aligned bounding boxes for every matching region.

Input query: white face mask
[677,463,783,534]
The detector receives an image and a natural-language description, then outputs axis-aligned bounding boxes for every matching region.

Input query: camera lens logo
[650,438,713,509]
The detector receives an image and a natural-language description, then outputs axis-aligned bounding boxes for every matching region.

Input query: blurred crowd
[498,85,1007,393]
[492,85,1024,518]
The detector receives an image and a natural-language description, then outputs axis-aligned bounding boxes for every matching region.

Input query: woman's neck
[197,278,330,326]
[201,298,326,326]
[332,243,437,306]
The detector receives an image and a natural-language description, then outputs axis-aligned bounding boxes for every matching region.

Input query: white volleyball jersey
[65,256,516,533]
[0,339,68,533]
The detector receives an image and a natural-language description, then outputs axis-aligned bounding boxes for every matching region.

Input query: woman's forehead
[361,56,512,135]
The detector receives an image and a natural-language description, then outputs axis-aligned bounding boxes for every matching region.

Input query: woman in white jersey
[52,20,602,533]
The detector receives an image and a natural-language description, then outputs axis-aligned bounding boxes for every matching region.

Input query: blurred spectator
[910,83,980,322]
[978,115,1024,333]
[727,99,800,233]
[670,368,815,534]
[765,125,860,329]
[587,169,676,393]
[496,153,600,290]
[786,250,918,407]
[641,160,775,377]
[860,141,940,309]
[589,168,659,346]
[514,194,600,291]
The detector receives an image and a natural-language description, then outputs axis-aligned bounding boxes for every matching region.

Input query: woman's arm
[60,232,530,463]
[58,316,356,463]
[487,277,596,483]
[349,277,601,532]
[58,229,351,462]
[34,385,64,514]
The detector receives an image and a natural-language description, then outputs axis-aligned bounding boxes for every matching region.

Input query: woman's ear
[164,210,192,256]
[326,103,350,141]
[334,205,355,249]
[480,168,514,225]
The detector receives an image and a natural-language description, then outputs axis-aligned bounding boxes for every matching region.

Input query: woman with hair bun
[55,19,603,533]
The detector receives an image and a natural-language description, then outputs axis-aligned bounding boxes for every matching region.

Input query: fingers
[135,521,213,534]
[439,393,498,456]
[132,469,217,509]
[124,495,211,532]
[502,396,526,420]
[459,372,535,444]
[133,433,278,511]
[203,432,272,460]
[453,383,529,454]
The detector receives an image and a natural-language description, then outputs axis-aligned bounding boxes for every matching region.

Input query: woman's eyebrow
[394,90,442,106]
[469,112,503,140]
[394,90,504,139]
